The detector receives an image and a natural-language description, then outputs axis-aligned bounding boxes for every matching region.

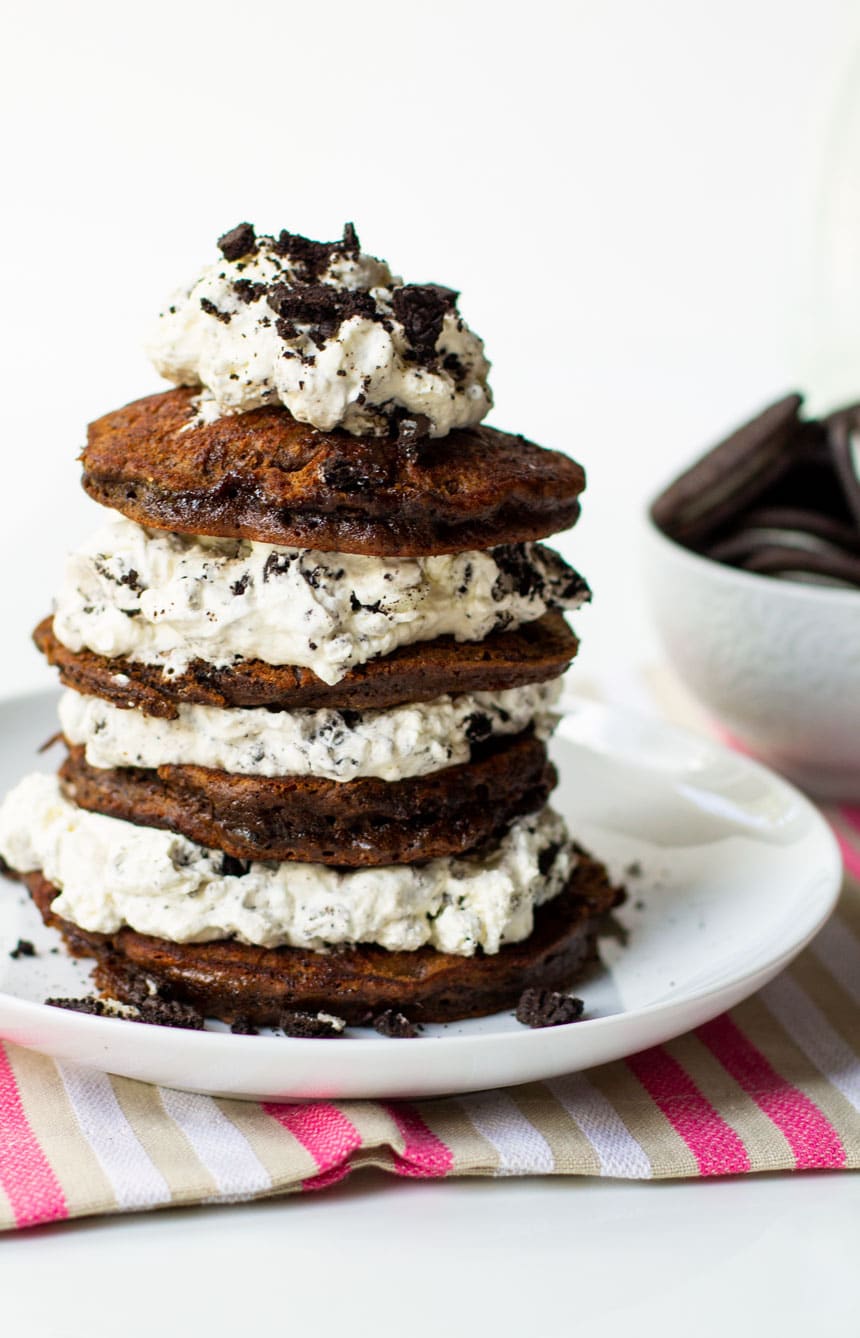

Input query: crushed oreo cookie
[279,1009,346,1038]
[268,282,376,349]
[233,278,267,305]
[465,712,493,744]
[45,994,205,1030]
[515,988,584,1029]
[45,996,118,1019]
[9,938,36,960]
[200,296,231,325]
[272,222,360,281]
[218,222,257,262]
[230,1017,259,1036]
[220,854,251,878]
[537,842,562,877]
[262,551,292,581]
[392,283,457,360]
[137,996,206,1030]
[372,1010,421,1039]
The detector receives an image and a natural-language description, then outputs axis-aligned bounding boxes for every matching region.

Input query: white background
[2,3,859,1331]
[2,0,860,695]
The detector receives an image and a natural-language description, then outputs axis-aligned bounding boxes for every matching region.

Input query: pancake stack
[0,222,618,1031]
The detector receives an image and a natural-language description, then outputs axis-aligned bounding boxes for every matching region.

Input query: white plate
[0,690,842,1101]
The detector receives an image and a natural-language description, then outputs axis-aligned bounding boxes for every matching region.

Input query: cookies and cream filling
[52,516,588,686]
[0,775,575,956]
[147,222,492,439]
[59,680,560,783]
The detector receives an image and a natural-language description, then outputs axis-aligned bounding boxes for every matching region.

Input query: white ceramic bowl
[643,513,860,801]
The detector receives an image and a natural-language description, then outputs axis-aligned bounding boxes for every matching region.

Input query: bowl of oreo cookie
[645,394,860,800]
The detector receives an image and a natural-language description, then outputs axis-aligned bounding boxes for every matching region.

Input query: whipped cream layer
[60,680,560,782]
[52,516,588,685]
[147,222,491,438]
[0,775,574,955]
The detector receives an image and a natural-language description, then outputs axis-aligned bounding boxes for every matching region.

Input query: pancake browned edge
[81,388,585,555]
[35,612,578,717]
[59,733,556,865]
[23,854,621,1024]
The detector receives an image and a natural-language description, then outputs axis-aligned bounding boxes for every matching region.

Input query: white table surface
[2,1170,858,1336]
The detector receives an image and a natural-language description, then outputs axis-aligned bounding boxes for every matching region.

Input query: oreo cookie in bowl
[645,394,860,800]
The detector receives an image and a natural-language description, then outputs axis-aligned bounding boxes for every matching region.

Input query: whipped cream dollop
[0,775,574,955]
[52,516,588,685]
[60,680,560,782]
[147,222,492,439]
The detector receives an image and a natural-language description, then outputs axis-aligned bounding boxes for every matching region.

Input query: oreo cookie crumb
[515,989,584,1029]
[230,1017,258,1036]
[45,994,205,1031]
[218,222,257,261]
[46,996,116,1019]
[391,284,456,359]
[200,296,231,325]
[268,282,376,348]
[493,545,545,600]
[537,842,562,877]
[263,552,292,581]
[233,278,266,304]
[372,1010,421,1039]
[465,712,493,744]
[625,861,643,878]
[9,938,36,960]
[279,1009,345,1038]
[220,854,251,878]
[137,997,205,1030]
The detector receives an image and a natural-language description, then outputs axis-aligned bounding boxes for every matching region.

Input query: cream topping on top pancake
[148,222,491,439]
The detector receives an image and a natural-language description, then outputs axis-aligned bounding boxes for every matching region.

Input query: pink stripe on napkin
[697,1016,845,1169]
[0,1044,67,1229]
[383,1103,454,1177]
[628,1046,751,1175]
[263,1101,362,1189]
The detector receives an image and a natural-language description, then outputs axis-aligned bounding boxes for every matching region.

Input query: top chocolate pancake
[81,388,586,555]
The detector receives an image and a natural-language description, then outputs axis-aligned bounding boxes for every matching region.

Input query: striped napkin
[1,689,859,1230]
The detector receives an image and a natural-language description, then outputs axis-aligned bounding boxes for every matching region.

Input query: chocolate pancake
[35,613,577,718]
[59,733,556,865]
[81,389,585,555]
[24,853,620,1024]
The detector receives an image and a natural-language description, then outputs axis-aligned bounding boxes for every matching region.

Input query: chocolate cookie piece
[826,402,860,529]
[24,853,620,1025]
[35,613,578,719]
[59,732,557,866]
[651,394,804,545]
[515,987,584,1028]
[81,389,586,555]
